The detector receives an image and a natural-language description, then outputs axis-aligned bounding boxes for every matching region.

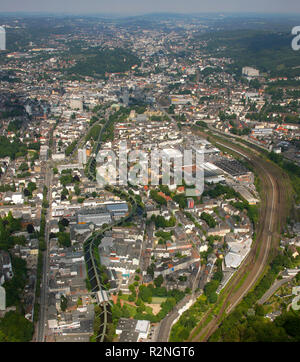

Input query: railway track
[189,130,291,342]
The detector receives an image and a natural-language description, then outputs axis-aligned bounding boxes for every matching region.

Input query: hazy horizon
[0,0,300,16]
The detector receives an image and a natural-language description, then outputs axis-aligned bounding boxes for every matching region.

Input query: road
[36,163,52,342]
[258,276,294,305]
[155,261,202,342]
[188,129,291,342]
[154,208,203,342]
[155,294,197,342]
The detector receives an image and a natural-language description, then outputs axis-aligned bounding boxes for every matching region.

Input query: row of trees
[65,140,77,156]
[200,212,216,228]
[203,183,239,199]
[150,189,167,206]
[203,259,223,303]
[170,295,209,342]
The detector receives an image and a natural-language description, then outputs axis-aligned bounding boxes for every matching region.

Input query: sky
[0,0,300,16]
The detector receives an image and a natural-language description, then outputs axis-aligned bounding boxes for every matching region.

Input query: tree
[207,292,218,304]
[147,263,155,279]
[23,188,31,197]
[200,212,216,228]
[154,275,163,288]
[3,256,27,307]
[139,285,152,303]
[121,305,131,318]
[249,79,261,90]
[26,224,35,234]
[60,295,68,312]
[27,182,37,194]
[60,218,69,227]
[19,162,29,172]
[74,184,81,196]
[0,311,33,342]
[57,232,71,248]
[204,280,219,303]
[128,294,135,302]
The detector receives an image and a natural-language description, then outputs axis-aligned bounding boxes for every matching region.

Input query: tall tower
[0,26,6,51]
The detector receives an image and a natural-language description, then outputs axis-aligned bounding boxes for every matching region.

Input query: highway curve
[189,131,292,342]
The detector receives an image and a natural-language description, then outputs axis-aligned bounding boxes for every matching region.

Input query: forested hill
[67,47,140,78]
[192,30,300,78]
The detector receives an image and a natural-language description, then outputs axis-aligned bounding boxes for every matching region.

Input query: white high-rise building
[0,286,5,311]
[0,26,6,51]
[242,66,259,78]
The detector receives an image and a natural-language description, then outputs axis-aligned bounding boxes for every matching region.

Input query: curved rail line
[83,192,138,342]
[87,115,112,181]
[188,129,290,342]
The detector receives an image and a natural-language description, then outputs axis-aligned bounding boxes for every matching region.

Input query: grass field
[126,303,136,317]
[122,302,154,317]
[119,294,129,301]
[152,297,167,304]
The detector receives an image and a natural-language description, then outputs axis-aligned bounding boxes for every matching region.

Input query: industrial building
[116,318,150,342]
[105,202,129,217]
[203,162,225,183]
[233,185,259,205]
[213,158,251,178]
[77,207,111,226]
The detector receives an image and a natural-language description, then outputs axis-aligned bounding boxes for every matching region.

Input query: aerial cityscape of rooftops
[1,1,300,344]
